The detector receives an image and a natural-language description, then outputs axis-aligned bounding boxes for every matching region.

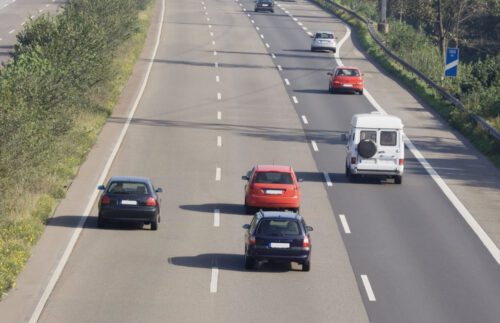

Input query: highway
[1,0,499,322]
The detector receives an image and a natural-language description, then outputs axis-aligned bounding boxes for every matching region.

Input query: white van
[344,112,405,184]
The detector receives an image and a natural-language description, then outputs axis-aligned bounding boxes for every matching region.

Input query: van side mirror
[242,224,250,230]
[97,185,106,191]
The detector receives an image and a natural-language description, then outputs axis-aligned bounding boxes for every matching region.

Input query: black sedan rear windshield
[254,172,293,184]
[257,219,301,236]
[107,182,149,195]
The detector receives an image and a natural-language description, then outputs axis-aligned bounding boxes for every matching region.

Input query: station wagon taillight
[146,197,157,206]
[101,195,111,205]
[248,236,256,245]
[303,236,310,248]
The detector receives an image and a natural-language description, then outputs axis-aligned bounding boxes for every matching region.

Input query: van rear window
[380,131,397,146]
[360,131,376,141]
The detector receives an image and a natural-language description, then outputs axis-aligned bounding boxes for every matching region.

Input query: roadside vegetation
[312,0,500,167]
[0,0,153,297]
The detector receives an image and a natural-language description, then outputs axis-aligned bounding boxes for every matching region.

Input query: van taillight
[303,236,310,248]
[248,236,256,245]
[399,159,405,165]
[351,157,357,164]
[146,197,157,206]
[101,195,111,205]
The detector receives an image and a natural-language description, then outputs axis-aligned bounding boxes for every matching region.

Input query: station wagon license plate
[121,200,137,205]
[269,242,290,249]
[265,189,283,195]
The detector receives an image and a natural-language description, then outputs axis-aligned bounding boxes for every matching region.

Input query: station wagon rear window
[107,182,149,195]
[257,219,301,235]
[380,131,397,146]
[254,172,293,184]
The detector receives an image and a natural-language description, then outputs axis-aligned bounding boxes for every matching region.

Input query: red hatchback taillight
[146,197,157,206]
[303,235,310,248]
[101,195,111,205]
[399,159,405,165]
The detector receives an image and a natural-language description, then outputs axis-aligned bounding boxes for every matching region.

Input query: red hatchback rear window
[254,172,293,184]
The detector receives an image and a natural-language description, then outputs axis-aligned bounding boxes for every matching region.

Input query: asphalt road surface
[1,0,499,322]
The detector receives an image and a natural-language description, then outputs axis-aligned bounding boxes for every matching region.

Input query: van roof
[351,113,403,129]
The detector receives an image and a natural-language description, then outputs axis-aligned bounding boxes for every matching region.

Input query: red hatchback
[327,66,364,94]
[242,165,301,214]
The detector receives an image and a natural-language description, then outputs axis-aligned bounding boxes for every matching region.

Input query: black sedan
[243,211,313,271]
[97,176,163,230]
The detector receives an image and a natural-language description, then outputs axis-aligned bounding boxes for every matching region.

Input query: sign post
[445,47,459,77]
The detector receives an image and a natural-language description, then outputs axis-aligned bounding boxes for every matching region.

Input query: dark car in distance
[97,176,163,230]
[243,211,313,271]
[255,0,274,13]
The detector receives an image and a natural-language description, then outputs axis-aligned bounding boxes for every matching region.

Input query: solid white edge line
[311,140,318,151]
[292,96,298,104]
[214,209,220,227]
[210,267,219,293]
[28,1,167,322]
[216,167,221,181]
[361,275,376,301]
[284,78,290,86]
[217,135,222,147]
[323,172,333,187]
[339,214,351,234]
[301,115,308,124]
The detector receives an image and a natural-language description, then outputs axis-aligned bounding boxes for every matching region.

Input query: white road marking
[214,209,220,227]
[292,96,298,104]
[247,13,250,17]
[45,4,49,7]
[214,50,217,56]
[284,78,290,86]
[216,167,221,181]
[0,38,2,41]
[323,172,333,187]
[28,1,168,322]
[9,29,15,34]
[251,19,255,24]
[311,140,318,151]
[361,275,376,301]
[212,40,215,45]
[215,75,220,82]
[210,31,214,37]
[210,267,219,293]
[214,62,219,68]
[277,65,282,71]
[302,26,308,31]
[217,136,222,147]
[217,92,221,100]
[286,11,290,14]
[243,8,246,11]
[31,15,36,19]
[256,26,260,31]
[208,24,212,28]
[21,21,26,26]
[298,21,303,26]
[217,111,221,120]
[293,17,297,21]
[205,11,208,15]
[38,9,44,13]
[265,43,270,48]
[339,214,351,234]
[260,34,264,39]
[206,17,210,21]
[271,53,276,59]
[307,31,313,37]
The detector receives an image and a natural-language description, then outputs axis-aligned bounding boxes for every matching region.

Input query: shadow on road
[46,215,149,230]
[179,203,247,215]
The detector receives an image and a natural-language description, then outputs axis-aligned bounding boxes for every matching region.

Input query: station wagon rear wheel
[302,260,310,272]
[245,256,256,269]
[151,214,158,231]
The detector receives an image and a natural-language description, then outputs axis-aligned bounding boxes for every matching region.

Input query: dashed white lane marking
[286,10,290,14]
[8,29,15,34]
[212,40,215,45]
[302,26,308,31]
[298,21,303,26]
[215,62,219,68]
[215,75,220,82]
[217,136,222,147]
[251,19,255,24]
[243,7,246,11]
[210,267,219,293]
[271,53,276,59]
[277,65,282,71]
[323,172,333,187]
[45,4,49,7]
[256,26,260,31]
[311,140,318,151]
[292,17,297,21]
[214,50,217,56]
[214,209,220,227]
[307,31,313,37]
[247,13,250,17]
[206,17,210,21]
[28,1,167,322]
[205,11,208,15]
[361,275,376,301]
[260,34,264,39]
[217,111,222,120]
[217,92,221,100]
[292,96,298,104]
[339,214,351,234]
[210,31,214,37]
[284,78,290,86]
[0,38,2,41]
[208,24,212,28]
[216,167,221,181]
[265,43,270,48]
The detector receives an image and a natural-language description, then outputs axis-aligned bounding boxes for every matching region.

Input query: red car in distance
[242,165,302,214]
[327,66,364,94]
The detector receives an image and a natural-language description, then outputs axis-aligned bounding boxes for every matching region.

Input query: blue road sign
[445,48,459,77]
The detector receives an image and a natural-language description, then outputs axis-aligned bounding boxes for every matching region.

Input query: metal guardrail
[311,0,500,141]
